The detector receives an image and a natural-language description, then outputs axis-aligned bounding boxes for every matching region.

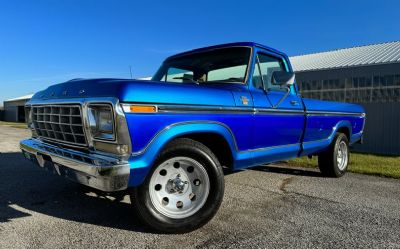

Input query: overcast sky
[1,0,399,103]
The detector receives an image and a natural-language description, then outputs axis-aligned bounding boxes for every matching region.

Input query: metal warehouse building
[290,41,400,155]
[3,94,33,122]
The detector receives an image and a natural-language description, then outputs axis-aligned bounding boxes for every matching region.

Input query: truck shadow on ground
[0,152,319,232]
[0,152,150,233]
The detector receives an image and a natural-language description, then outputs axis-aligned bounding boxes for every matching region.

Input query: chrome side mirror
[270,71,296,109]
[271,71,295,87]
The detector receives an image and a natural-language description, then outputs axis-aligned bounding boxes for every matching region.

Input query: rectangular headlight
[88,105,115,140]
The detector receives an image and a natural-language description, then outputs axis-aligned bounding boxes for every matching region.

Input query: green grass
[0,121,27,129]
[286,153,400,179]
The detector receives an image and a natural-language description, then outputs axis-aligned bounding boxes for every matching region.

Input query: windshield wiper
[172,76,200,84]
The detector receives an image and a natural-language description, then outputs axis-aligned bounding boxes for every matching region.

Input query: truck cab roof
[167,42,288,61]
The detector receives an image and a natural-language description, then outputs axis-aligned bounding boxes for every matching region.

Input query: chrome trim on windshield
[157,46,254,85]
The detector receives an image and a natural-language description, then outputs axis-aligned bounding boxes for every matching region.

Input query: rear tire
[131,138,225,233]
[318,133,349,177]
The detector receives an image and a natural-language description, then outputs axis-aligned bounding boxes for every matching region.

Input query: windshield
[152,47,251,84]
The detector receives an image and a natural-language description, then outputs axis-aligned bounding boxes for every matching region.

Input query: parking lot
[1,126,399,249]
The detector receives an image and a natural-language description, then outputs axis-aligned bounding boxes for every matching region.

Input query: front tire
[318,133,349,177]
[131,138,225,233]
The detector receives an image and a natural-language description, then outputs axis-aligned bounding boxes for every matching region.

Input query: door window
[253,53,286,90]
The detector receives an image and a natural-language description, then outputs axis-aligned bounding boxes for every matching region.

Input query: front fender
[127,121,237,187]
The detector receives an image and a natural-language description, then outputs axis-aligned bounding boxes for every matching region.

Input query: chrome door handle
[290,100,299,106]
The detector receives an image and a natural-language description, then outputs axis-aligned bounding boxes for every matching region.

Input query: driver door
[251,52,305,164]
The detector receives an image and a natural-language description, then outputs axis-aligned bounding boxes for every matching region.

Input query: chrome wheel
[337,140,348,171]
[149,157,210,219]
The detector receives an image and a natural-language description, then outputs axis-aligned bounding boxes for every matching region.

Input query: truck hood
[30,78,242,106]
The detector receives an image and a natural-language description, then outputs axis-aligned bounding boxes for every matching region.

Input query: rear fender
[301,120,352,156]
[333,120,353,140]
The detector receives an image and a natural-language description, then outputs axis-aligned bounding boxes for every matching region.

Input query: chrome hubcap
[149,157,210,219]
[337,141,348,171]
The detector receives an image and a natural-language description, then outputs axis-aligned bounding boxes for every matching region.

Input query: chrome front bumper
[20,139,130,192]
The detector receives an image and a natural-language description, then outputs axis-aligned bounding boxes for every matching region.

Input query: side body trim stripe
[122,103,365,117]
[124,104,365,156]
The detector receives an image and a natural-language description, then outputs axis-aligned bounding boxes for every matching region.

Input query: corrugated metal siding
[352,102,400,155]
[295,62,400,155]
[296,63,400,103]
[290,41,400,72]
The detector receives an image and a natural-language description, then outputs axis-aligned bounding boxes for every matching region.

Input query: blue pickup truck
[20,42,365,232]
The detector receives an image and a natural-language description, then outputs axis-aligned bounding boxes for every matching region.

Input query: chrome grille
[32,105,87,146]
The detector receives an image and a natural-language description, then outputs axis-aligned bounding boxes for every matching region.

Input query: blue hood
[30,78,241,107]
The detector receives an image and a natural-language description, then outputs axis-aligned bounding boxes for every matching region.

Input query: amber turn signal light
[123,105,157,113]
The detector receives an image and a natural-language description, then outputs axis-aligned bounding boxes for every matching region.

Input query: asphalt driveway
[1,126,399,248]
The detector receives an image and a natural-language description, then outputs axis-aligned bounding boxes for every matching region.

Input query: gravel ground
[1,126,399,249]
